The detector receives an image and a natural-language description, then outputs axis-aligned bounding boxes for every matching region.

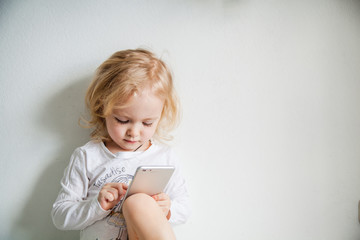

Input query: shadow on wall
[11,76,93,240]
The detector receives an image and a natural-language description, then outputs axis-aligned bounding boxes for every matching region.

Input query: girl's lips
[124,139,138,144]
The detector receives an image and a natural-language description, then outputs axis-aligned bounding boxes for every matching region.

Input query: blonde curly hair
[83,49,179,142]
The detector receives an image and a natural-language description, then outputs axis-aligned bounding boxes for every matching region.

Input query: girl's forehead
[113,88,164,117]
[129,87,164,104]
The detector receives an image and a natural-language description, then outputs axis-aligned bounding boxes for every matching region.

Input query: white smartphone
[118,165,175,209]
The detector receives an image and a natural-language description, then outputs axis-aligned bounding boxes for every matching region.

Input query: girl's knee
[122,193,175,240]
[123,193,156,215]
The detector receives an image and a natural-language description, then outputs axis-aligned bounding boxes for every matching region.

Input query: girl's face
[105,88,164,153]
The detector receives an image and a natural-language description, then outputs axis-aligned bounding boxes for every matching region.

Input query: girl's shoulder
[147,141,179,162]
[150,140,173,153]
[77,140,103,151]
[74,140,111,158]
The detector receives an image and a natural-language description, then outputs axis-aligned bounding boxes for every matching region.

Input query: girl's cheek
[115,125,126,133]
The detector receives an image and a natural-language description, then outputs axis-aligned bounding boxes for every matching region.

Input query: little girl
[51,49,190,240]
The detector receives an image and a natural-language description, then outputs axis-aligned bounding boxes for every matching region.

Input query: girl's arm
[51,148,109,230]
[52,192,109,230]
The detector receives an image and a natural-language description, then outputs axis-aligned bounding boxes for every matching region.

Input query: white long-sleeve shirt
[51,140,190,240]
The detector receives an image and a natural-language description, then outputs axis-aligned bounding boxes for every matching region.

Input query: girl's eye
[115,118,129,124]
[143,122,153,127]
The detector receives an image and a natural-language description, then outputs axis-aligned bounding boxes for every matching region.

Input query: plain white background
[1,0,360,239]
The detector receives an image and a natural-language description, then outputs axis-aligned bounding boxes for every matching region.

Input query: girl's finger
[157,200,170,207]
[105,183,128,195]
[152,192,169,201]
[104,182,125,189]
[106,188,120,201]
[115,183,128,195]
[104,191,115,202]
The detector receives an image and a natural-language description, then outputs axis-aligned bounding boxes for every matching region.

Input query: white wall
[1,0,360,239]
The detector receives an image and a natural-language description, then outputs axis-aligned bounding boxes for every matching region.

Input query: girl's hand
[98,182,128,211]
[152,192,171,219]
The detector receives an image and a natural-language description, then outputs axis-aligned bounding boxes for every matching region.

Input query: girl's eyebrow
[113,114,128,118]
[143,117,159,121]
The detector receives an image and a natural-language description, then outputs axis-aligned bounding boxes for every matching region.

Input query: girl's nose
[126,124,140,138]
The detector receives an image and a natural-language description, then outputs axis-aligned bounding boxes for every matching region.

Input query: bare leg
[122,193,176,240]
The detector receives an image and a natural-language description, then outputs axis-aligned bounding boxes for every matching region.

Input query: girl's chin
[122,141,143,151]
[105,140,140,153]
[107,139,150,152]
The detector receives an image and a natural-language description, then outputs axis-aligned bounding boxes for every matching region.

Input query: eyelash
[143,122,153,127]
[115,117,153,127]
[115,118,129,124]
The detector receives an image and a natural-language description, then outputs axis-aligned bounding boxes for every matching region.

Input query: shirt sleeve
[51,148,110,230]
[164,148,191,225]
